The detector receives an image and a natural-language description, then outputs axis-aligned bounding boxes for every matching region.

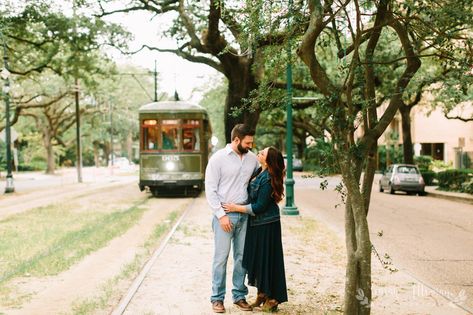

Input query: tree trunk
[337,141,373,314]
[342,170,372,314]
[400,105,414,164]
[93,141,100,167]
[126,130,133,161]
[105,142,111,166]
[295,130,306,158]
[43,131,55,174]
[223,64,260,143]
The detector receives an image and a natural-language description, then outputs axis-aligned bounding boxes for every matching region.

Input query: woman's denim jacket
[247,169,280,227]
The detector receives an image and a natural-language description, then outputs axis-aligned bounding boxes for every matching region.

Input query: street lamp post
[2,32,14,193]
[282,0,298,215]
[154,60,158,102]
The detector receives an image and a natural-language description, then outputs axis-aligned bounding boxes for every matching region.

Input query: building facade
[379,103,473,169]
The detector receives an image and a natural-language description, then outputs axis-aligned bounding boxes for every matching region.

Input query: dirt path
[1,174,469,314]
[120,194,468,315]
[0,182,193,315]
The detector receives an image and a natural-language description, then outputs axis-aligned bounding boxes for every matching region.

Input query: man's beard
[237,143,249,154]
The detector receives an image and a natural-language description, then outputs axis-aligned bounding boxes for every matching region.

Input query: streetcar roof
[138,101,207,113]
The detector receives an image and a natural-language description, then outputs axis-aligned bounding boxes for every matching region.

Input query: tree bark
[43,131,55,174]
[399,104,414,164]
[93,141,100,167]
[126,130,133,161]
[340,152,373,315]
[223,64,259,142]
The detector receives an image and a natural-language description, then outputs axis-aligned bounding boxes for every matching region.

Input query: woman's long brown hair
[266,147,286,203]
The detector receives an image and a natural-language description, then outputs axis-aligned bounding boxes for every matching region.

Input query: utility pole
[154,60,158,102]
[282,0,299,215]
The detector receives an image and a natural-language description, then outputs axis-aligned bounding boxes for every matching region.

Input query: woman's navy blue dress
[242,169,288,303]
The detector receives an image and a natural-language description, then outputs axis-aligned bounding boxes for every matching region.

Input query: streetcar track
[111,197,197,315]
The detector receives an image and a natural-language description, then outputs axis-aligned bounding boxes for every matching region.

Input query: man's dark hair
[230,124,255,141]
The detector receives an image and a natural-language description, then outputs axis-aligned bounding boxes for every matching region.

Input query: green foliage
[430,159,453,172]
[414,155,433,170]
[436,169,473,192]
[0,142,5,171]
[199,79,227,148]
[420,170,436,186]
[461,152,471,169]
[461,179,473,194]
[304,139,340,175]
[377,145,403,171]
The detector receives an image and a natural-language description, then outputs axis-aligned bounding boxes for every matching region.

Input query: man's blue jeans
[211,212,248,303]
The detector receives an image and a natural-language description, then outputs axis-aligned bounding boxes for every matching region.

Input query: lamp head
[1,67,10,80]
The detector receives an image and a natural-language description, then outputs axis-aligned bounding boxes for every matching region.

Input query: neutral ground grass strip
[0,200,147,286]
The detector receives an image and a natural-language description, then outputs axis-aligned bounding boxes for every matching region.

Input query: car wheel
[418,191,426,196]
[389,184,395,195]
[151,188,160,197]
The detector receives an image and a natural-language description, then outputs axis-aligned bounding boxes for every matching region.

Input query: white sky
[104,9,222,103]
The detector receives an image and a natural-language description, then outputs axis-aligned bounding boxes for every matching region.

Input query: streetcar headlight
[165,161,176,171]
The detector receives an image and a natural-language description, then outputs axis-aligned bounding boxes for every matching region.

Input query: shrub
[462,179,473,194]
[378,145,403,171]
[304,139,340,175]
[420,170,436,186]
[414,155,433,170]
[430,159,453,172]
[436,169,473,192]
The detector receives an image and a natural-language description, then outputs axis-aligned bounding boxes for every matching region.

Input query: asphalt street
[294,173,473,314]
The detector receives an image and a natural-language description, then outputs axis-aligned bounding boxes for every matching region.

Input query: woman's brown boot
[261,298,278,312]
[250,291,268,308]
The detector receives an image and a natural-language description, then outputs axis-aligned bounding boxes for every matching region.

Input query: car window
[397,166,418,174]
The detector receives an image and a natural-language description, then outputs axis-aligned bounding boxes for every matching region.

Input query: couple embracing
[205,124,288,313]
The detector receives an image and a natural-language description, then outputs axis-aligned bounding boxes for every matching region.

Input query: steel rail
[111,197,197,315]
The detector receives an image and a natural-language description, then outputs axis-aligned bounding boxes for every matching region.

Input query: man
[205,124,260,313]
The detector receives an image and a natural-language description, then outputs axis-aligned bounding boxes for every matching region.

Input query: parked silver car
[379,164,425,195]
[283,155,303,172]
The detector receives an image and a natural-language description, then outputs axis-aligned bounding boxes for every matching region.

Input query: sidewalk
[118,195,468,315]
[425,186,473,205]
[0,166,137,194]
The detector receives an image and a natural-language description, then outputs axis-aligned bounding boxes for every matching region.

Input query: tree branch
[296,0,336,96]
[444,113,473,122]
[139,44,224,72]
[368,10,422,140]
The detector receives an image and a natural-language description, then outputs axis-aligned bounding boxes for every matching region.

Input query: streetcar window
[143,119,157,126]
[142,121,158,150]
[161,120,178,150]
[183,120,200,151]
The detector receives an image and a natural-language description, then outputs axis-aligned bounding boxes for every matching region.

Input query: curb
[426,189,473,205]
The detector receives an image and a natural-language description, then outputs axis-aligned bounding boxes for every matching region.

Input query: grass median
[0,199,147,291]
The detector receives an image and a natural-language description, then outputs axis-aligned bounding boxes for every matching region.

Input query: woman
[223,146,288,312]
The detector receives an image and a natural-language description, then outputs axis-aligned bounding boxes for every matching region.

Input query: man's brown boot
[234,299,252,311]
[212,300,225,313]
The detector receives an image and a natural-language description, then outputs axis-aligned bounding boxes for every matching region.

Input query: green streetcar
[138,101,212,197]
